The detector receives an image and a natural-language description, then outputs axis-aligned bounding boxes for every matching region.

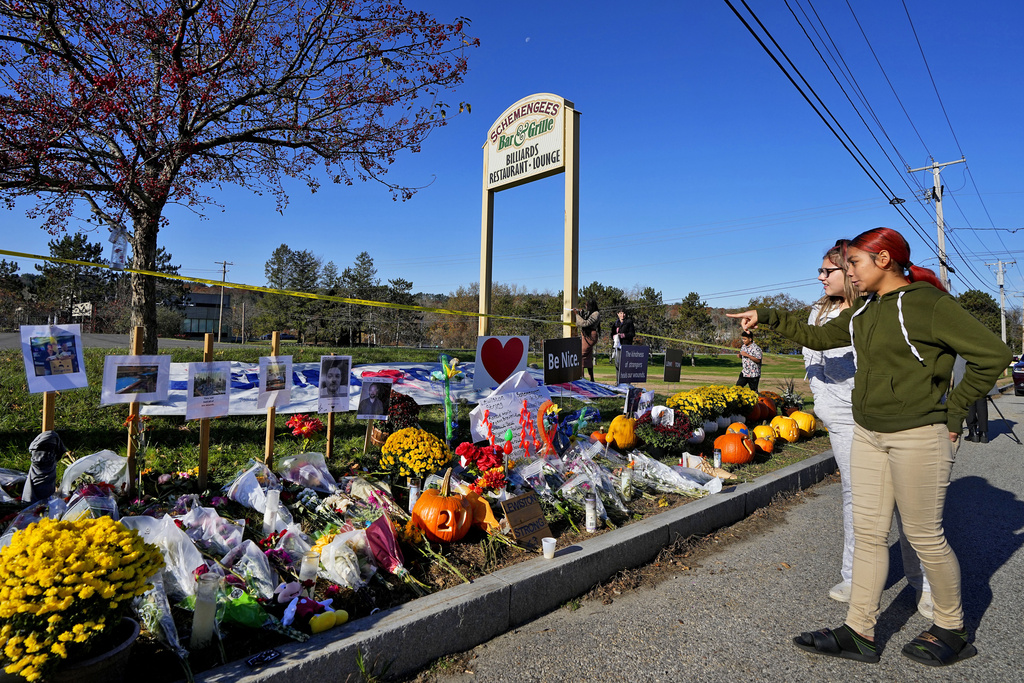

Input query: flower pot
[686,427,706,445]
[48,617,140,683]
[716,415,731,430]
[370,426,389,448]
[702,420,719,435]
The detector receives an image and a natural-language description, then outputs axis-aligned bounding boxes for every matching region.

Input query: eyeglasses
[817,267,843,276]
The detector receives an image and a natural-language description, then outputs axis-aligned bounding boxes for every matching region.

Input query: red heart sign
[480,337,525,385]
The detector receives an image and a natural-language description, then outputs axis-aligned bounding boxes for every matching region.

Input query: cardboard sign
[500,491,552,550]
[664,349,683,382]
[474,336,529,389]
[616,345,650,384]
[543,337,583,385]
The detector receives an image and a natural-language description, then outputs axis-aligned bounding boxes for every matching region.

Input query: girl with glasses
[806,241,930,615]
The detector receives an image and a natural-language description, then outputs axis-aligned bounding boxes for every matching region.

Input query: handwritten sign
[543,337,583,385]
[500,491,552,550]
[664,349,683,382]
[470,387,549,443]
[616,345,650,384]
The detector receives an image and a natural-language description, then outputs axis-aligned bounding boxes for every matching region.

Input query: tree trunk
[130,213,160,354]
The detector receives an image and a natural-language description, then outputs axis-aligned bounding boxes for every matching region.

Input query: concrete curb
[196,451,838,682]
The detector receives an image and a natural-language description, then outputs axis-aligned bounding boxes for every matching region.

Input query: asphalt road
[419,393,1024,683]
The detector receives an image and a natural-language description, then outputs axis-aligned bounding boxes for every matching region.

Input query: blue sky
[3,0,1023,313]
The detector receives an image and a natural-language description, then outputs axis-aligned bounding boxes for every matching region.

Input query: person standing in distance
[574,299,601,382]
[610,308,635,367]
[735,330,762,391]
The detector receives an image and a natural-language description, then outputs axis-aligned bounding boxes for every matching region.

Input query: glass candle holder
[299,550,320,595]
[262,488,281,537]
[190,573,221,650]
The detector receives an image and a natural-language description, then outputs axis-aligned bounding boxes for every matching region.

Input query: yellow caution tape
[1,248,775,355]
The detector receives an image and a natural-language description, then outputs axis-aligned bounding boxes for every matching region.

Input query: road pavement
[416,392,1024,683]
[0,332,246,350]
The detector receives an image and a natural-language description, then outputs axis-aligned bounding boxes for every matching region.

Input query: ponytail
[849,227,946,293]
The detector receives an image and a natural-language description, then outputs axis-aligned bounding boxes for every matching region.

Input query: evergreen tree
[35,234,108,321]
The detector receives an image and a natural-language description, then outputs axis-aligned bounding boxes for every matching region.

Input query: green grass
[0,345,823,488]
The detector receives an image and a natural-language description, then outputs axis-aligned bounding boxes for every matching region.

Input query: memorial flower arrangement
[375,392,421,438]
[666,386,727,424]
[0,517,163,682]
[380,427,451,478]
[634,410,693,454]
[286,414,325,453]
[720,385,759,416]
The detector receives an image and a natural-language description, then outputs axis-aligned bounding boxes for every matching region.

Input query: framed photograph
[356,377,392,420]
[258,355,293,409]
[101,355,171,404]
[186,362,231,420]
[318,355,351,414]
[20,324,88,394]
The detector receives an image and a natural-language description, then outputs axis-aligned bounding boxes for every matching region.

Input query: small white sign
[20,324,89,394]
[186,362,231,420]
[318,355,352,414]
[356,377,392,420]
[258,355,292,409]
[101,355,171,404]
[473,335,528,390]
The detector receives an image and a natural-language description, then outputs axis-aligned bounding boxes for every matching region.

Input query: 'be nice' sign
[543,337,583,385]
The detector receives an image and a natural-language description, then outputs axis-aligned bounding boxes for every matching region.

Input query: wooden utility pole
[215,260,233,343]
[908,157,965,292]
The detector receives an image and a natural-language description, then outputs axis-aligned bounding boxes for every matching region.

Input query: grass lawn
[0,343,822,489]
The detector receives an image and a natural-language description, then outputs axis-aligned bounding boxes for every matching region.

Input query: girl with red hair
[729,227,1010,667]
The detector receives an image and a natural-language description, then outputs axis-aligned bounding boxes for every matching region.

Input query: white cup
[541,537,556,559]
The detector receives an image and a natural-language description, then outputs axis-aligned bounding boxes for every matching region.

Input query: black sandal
[902,625,977,667]
[793,624,880,663]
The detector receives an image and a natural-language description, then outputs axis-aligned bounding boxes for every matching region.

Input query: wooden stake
[363,420,373,456]
[41,391,56,432]
[325,353,335,459]
[198,333,214,490]
[264,331,280,469]
[125,326,144,497]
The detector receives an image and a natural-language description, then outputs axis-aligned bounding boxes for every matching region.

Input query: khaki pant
[846,423,962,637]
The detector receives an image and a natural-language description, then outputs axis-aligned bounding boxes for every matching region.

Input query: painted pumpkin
[789,410,816,436]
[754,437,775,454]
[727,422,749,437]
[412,468,472,543]
[607,415,639,450]
[713,433,755,465]
[465,491,501,533]
[773,416,801,443]
[752,424,776,441]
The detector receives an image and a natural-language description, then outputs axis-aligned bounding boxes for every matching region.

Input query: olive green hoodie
[757,281,1011,434]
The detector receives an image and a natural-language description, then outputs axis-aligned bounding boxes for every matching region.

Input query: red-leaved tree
[0,0,477,352]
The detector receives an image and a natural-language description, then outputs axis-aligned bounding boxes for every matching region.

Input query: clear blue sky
[4,0,1023,312]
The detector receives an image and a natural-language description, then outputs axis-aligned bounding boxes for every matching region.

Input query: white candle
[190,573,220,650]
[299,551,320,596]
[262,489,280,537]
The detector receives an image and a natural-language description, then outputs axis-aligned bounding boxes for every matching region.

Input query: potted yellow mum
[0,517,164,682]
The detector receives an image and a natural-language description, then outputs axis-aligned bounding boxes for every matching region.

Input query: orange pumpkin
[752,424,776,441]
[757,396,776,416]
[773,416,801,443]
[412,468,472,543]
[713,433,755,465]
[591,430,607,445]
[727,422,749,437]
[754,437,775,454]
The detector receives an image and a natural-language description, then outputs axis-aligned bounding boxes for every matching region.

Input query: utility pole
[908,157,965,292]
[985,260,1015,343]
[215,260,233,343]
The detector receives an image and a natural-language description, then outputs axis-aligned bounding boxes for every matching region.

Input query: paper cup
[541,537,556,559]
